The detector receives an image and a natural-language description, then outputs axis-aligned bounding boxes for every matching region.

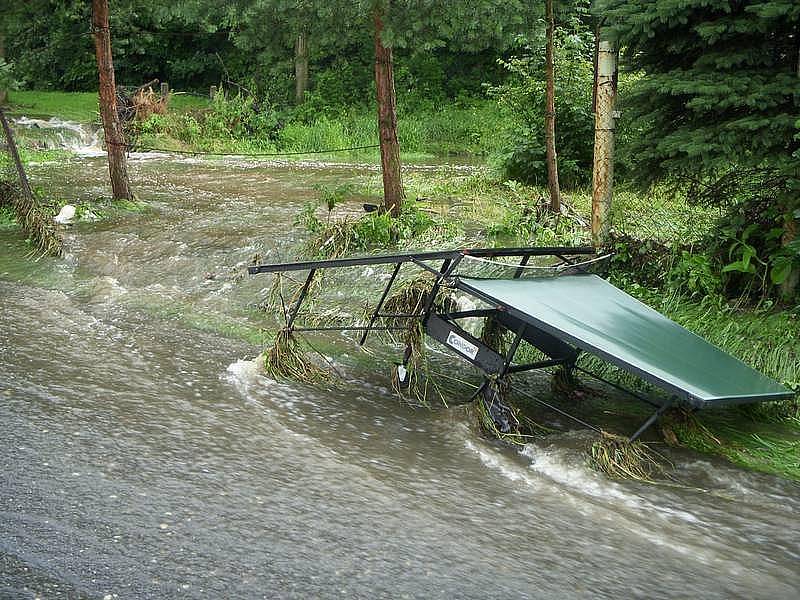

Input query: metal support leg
[629,400,673,442]
[286,269,316,330]
[513,254,530,279]
[419,255,463,325]
[359,261,402,345]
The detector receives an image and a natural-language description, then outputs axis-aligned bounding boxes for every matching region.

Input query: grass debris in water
[0,179,62,257]
[588,431,668,481]
[263,328,329,384]
[383,274,455,406]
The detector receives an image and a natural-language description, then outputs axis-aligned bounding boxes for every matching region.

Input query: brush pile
[117,81,169,124]
[131,86,169,121]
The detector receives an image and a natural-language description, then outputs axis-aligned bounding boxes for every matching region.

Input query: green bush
[487,30,595,187]
[297,186,449,259]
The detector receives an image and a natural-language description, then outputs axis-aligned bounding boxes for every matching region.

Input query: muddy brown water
[1,131,799,598]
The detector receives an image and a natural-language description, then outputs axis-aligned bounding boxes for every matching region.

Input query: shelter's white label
[446,332,479,360]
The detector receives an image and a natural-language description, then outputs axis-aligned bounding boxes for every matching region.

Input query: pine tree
[598,0,800,296]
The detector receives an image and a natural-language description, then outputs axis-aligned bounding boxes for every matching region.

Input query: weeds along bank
[5,90,514,160]
[289,171,798,479]
[126,93,507,159]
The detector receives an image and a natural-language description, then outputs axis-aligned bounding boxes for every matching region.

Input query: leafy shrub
[487,30,594,187]
[130,91,281,151]
[668,251,721,298]
[297,186,445,259]
[695,171,800,303]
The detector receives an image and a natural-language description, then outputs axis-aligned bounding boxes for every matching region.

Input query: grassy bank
[317,170,799,479]
[5,89,210,123]
[6,90,505,160]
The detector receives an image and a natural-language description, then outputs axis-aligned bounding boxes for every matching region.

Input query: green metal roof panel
[458,275,793,407]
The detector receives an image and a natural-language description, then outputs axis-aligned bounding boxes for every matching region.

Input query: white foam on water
[464,433,708,537]
[88,276,128,304]
[224,358,263,391]
[13,116,104,156]
[464,439,541,490]
[523,442,708,525]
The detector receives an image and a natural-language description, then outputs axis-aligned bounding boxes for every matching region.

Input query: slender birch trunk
[591,39,618,247]
[544,0,561,213]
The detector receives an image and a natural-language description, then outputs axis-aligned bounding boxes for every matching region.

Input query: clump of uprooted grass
[588,431,670,481]
[472,387,560,446]
[659,407,720,450]
[472,393,523,443]
[382,272,452,321]
[261,271,324,315]
[550,365,584,396]
[382,273,457,406]
[262,328,330,384]
[0,178,62,256]
[304,219,361,259]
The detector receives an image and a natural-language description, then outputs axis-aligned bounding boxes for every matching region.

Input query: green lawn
[5,90,209,122]
[7,90,99,122]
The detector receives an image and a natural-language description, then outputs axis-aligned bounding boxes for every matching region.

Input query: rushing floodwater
[2,128,800,598]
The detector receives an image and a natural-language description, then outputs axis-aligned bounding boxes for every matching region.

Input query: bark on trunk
[591,39,618,247]
[92,0,131,200]
[0,107,33,202]
[0,33,7,105]
[781,211,799,299]
[373,7,404,217]
[544,0,561,213]
[295,31,309,104]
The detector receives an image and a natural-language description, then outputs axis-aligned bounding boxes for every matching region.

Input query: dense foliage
[488,25,595,186]
[598,0,800,300]
[0,58,18,97]
[1,1,536,105]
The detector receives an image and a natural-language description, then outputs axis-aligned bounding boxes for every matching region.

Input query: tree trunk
[294,31,309,104]
[591,39,618,247]
[544,0,561,213]
[0,33,7,105]
[781,211,799,299]
[373,7,404,217]
[0,108,33,202]
[92,0,131,200]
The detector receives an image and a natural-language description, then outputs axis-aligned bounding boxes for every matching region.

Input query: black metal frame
[248,246,596,275]
[248,246,682,440]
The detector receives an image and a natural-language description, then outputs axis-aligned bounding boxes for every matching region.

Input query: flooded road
[1,138,799,598]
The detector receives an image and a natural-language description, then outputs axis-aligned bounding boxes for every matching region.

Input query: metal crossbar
[248,246,595,275]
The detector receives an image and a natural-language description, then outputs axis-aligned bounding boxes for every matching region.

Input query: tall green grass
[275,101,505,157]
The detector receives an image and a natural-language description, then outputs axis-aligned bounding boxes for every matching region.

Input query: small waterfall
[11,116,104,157]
